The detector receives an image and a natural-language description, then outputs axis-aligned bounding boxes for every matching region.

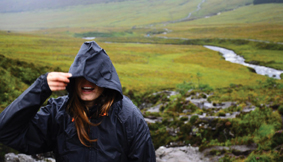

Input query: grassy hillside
[0,0,197,31]
[184,0,253,19]
[161,3,283,42]
[0,0,253,31]
[0,0,122,13]
[190,3,283,25]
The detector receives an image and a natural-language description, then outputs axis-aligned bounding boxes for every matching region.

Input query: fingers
[52,73,72,83]
[47,72,72,91]
[48,82,68,87]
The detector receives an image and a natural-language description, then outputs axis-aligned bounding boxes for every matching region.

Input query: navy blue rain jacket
[0,41,156,162]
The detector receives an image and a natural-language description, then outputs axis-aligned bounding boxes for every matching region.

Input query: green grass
[227,45,283,70]
[0,31,83,69]
[189,0,253,18]
[181,39,283,70]
[161,4,283,42]
[172,3,283,25]
[1,31,281,93]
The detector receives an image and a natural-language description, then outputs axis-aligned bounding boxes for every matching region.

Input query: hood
[67,41,123,100]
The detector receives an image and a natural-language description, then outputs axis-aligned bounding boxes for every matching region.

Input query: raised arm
[0,72,71,154]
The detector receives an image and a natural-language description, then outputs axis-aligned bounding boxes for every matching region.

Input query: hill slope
[0,0,124,13]
[0,0,253,31]
[157,3,283,42]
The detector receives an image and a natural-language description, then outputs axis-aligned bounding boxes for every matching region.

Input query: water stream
[204,45,283,79]
[172,0,206,23]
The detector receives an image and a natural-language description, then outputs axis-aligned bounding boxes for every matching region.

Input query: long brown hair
[67,88,117,147]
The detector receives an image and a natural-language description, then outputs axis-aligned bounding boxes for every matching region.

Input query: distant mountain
[0,0,128,13]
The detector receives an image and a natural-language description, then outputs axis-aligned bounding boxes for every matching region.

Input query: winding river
[204,45,283,79]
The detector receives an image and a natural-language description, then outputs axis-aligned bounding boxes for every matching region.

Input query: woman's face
[75,77,104,106]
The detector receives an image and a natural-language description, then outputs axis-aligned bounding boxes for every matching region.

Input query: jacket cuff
[40,73,52,100]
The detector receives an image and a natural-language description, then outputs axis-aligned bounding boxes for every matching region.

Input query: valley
[0,0,283,161]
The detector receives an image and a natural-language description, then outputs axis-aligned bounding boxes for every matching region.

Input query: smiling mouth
[82,87,95,92]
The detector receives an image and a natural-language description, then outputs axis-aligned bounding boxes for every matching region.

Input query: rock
[139,102,153,110]
[242,107,256,113]
[144,117,162,123]
[18,154,34,162]
[248,60,259,65]
[7,146,210,162]
[203,102,213,109]
[166,127,180,136]
[202,143,257,158]
[156,146,209,162]
[5,153,34,162]
[147,104,162,113]
[198,111,240,120]
[247,67,256,73]
[4,153,19,162]
[4,153,55,162]
[188,97,237,110]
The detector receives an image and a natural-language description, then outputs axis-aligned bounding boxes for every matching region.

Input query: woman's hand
[47,72,72,91]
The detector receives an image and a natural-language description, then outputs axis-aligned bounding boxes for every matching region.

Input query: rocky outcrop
[199,143,258,161]
[156,146,209,162]
[5,143,258,162]
[4,153,55,162]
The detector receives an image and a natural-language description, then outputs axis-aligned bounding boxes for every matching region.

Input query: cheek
[75,81,81,94]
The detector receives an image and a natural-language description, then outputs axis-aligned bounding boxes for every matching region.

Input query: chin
[82,98,96,101]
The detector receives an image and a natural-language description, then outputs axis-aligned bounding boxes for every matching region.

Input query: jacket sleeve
[0,73,55,154]
[121,97,156,162]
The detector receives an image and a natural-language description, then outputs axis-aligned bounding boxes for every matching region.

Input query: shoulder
[117,96,151,144]
[117,95,144,123]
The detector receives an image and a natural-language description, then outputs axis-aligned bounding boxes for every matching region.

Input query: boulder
[4,153,19,162]
[156,146,209,162]
[5,153,34,162]
[4,153,55,162]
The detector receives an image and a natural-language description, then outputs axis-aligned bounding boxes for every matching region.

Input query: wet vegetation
[138,77,283,161]
[0,54,63,108]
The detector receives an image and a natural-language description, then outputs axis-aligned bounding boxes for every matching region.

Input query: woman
[0,41,156,161]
